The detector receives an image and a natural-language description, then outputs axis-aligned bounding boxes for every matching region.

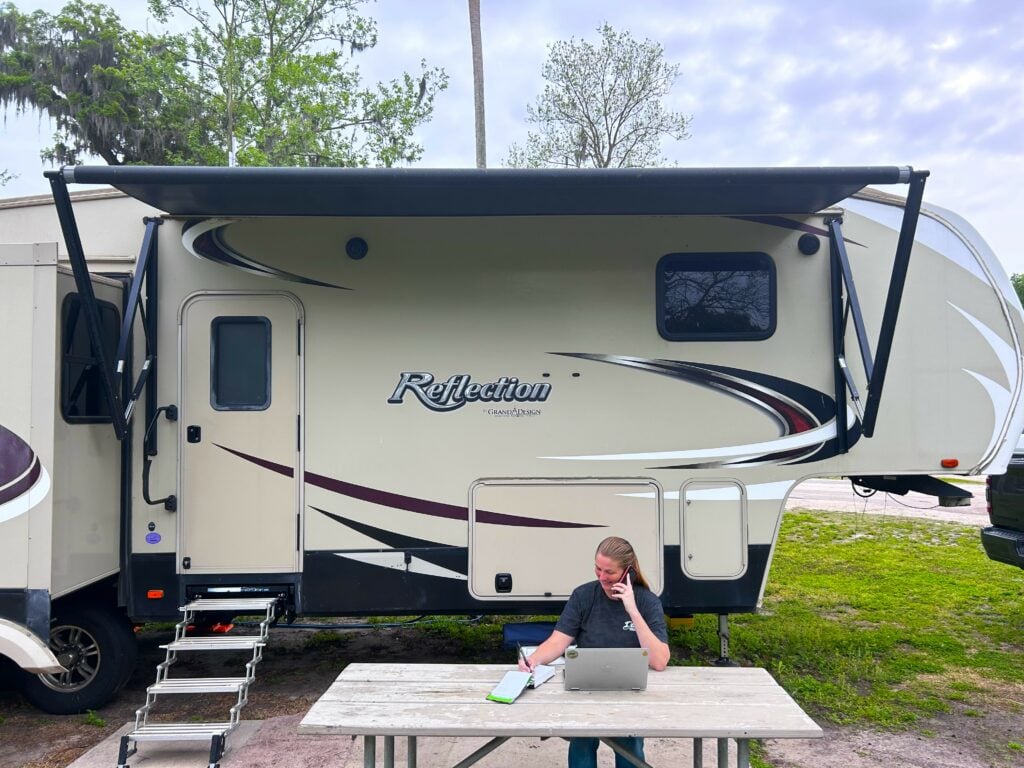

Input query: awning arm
[862,170,929,437]
[826,169,928,446]
[47,171,129,440]
[115,219,161,425]
[829,218,874,380]
[828,224,850,453]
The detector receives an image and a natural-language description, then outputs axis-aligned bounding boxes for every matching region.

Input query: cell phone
[618,567,635,584]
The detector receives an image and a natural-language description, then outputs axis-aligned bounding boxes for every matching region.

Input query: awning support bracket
[46,171,161,441]
[827,169,929,447]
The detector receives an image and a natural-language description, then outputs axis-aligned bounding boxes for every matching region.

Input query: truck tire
[20,604,138,714]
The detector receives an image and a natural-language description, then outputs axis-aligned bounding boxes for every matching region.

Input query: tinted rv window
[60,294,121,423]
[211,317,271,410]
[656,252,776,341]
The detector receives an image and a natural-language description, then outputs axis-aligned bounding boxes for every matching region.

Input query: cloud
[2,0,1021,273]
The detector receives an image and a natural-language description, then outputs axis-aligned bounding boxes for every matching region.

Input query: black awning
[59,166,913,217]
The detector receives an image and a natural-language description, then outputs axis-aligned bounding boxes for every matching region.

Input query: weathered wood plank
[333,663,776,686]
[312,682,797,706]
[300,700,821,738]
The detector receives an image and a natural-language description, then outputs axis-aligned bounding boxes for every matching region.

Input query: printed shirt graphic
[555,581,668,648]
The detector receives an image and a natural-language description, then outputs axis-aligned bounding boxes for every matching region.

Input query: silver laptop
[563,647,650,691]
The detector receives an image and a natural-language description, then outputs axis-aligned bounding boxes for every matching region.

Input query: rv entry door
[179,293,302,574]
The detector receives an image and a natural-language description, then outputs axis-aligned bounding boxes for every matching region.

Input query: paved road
[786,477,989,526]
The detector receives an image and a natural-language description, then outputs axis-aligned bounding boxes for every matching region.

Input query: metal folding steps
[116,597,278,768]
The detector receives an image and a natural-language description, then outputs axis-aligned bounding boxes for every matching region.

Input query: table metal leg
[601,738,654,768]
[407,736,417,768]
[693,737,703,768]
[736,739,750,768]
[450,736,510,768]
[384,736,395,768]
[364,736,375,768]
[717,737,729,767]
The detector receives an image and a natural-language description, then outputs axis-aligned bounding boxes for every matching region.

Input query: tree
[0,0,447,168]
[0,1,207,165]
[506,23,690,168]
[1012,274,1024,308]
[147,0,448,167]
[467,0,485,168]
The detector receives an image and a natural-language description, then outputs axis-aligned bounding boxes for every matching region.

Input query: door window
[210,316,271,410]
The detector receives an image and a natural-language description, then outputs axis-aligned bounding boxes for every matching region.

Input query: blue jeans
[568,736,645,768]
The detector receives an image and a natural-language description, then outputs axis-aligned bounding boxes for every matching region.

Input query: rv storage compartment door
[681,480,747,578]
[469,479,662,600]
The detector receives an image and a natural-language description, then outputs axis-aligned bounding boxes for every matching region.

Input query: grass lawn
[414,509,1024,734]
[674,510,1024,729]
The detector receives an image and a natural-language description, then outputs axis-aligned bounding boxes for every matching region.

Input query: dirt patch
[1,622,1022,768]
[0,620,505,768]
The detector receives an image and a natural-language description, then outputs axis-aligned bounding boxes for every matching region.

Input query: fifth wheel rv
[1,166,1022,714]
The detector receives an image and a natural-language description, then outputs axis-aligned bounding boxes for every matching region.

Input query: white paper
[528,664,557,688]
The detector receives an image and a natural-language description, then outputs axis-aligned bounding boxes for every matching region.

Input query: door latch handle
[187,425,202,443]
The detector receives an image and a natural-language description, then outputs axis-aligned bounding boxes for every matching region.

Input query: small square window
[211,317,271,411]
[656,252,776,341]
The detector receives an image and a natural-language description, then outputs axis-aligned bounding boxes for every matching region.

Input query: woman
[519,536,670,768]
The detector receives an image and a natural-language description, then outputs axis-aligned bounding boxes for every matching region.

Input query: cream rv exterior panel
[49,271,123,597]
[0,245,57,591]
[0,190,153,274]
[0,244,61,674]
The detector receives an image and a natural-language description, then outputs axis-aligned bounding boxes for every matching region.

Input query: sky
[3,0,1023,272]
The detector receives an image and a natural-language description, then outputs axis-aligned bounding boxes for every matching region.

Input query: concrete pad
[69,716,747,767]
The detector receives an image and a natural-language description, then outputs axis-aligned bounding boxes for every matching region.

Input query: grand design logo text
[388,372,552,412]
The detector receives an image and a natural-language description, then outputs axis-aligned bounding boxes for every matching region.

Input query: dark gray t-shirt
[554,580,668,649]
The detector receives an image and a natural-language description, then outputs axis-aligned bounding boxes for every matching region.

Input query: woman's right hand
[518,655,535,673]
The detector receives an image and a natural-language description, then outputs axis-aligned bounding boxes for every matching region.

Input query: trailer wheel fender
[0,618,64,674]
[19,603,137,714]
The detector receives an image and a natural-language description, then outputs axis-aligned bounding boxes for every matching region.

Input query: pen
[517,642,532,671]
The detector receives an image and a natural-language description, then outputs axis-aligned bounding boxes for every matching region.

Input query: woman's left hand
[611,571,638,613]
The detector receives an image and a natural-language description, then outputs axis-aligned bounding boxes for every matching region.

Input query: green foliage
[0,0,447,168]
[82,709,105,727]
[1010,273,1024,309]
[0,1,205,165]
[507,23,690,168]
[304,629,351,650]
[667,511,1024,729]
[147,0,448,166]
[0,168,12,185]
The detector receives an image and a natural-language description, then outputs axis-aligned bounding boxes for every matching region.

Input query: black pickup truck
[983,441,1024,569]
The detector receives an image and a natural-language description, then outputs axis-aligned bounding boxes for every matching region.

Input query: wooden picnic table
[299,663,822,768]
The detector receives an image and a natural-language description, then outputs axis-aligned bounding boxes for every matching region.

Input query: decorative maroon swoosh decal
[213,444,602,529]
[0,458,41,506]
[1,425,35,481]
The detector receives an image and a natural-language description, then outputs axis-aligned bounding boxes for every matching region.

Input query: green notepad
[487,671,532,704]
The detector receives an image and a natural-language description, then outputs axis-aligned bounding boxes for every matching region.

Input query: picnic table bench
[299,662,822,768]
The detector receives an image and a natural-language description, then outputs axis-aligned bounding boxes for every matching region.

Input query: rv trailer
[1,166,1022,713]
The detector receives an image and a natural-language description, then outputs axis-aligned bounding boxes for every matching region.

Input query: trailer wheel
[20,604,138,714]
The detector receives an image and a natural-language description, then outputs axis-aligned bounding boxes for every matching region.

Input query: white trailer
[1,166,1022,713]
